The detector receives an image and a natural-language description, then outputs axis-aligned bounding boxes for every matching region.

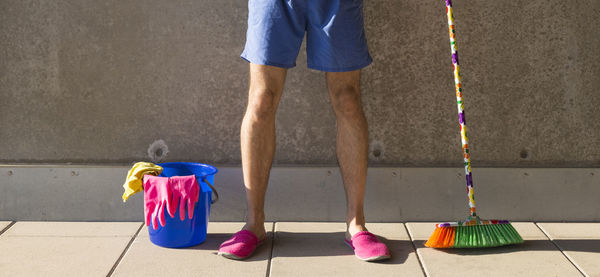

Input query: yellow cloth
[122,162,163,202]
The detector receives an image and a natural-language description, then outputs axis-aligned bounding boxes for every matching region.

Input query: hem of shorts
[241,55,296,69]
[307,58,373,72]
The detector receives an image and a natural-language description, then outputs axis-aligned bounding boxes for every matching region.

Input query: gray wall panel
[1,0,599,166]
[1,166,598,221]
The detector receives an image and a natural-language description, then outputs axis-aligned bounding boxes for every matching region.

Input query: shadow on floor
[413,239,600,255]
[173,232,274,262]
[174,231,413,264]
[550,239,600,253]
[269,231,409,264]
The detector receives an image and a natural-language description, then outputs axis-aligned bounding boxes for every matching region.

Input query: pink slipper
[345,231,391,262]
[218,230,266,260]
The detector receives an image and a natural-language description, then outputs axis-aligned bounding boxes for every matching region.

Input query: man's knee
[246,87,280,120]
[330,85,363,116]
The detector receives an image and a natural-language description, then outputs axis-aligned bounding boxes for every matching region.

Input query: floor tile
[538,223,600,276]
[3,221,141,236]
[112,222,273,277]
[270,222,424,277]
[406,222,582,277]
[0,221,141,277]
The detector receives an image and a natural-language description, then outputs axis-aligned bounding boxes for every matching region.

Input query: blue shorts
[241,0,372,72]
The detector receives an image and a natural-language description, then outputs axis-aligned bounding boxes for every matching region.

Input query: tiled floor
[0,221,597,277]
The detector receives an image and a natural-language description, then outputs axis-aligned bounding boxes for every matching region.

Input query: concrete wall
[1,1,599,221]
[1,0,599,167]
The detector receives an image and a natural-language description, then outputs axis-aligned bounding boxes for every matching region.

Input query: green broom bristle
[453,223,524,248]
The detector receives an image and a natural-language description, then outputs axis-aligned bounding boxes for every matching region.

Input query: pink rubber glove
[143,175,172,230]
[168,175,200,220]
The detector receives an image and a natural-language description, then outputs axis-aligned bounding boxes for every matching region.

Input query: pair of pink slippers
[218,229,391,262]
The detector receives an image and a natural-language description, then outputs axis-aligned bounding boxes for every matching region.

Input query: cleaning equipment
[145,162,219,248]
[425,0,524,248]
[122,162,163,202]
[144,175,200,230]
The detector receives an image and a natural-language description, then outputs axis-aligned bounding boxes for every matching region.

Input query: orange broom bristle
[424,226,455,248]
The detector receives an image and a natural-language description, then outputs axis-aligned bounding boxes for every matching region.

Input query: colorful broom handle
[445,0,477,217]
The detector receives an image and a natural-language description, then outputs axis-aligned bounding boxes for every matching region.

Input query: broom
[424,0,524,248]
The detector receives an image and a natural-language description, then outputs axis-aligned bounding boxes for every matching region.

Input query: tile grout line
[535,222,587,277]
[403,223,429,277]
[106,222,144,277]
[0,221,17,236]
[265,222,276,277]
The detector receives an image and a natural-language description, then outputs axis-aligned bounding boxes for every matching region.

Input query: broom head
[425,216,524,248]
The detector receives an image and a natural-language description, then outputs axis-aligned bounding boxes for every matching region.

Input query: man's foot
[242,223,267,242]
[346,223,368,241]
[217,229,266,260]
[344,231,391,262]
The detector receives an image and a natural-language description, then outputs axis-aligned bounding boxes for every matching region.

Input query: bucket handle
[201,176,219,204]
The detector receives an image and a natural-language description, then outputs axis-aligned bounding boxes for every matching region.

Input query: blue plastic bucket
[146,162,218,248]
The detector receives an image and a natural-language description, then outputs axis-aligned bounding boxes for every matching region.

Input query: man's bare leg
[240,64,287,240]
[326,70,369,240]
